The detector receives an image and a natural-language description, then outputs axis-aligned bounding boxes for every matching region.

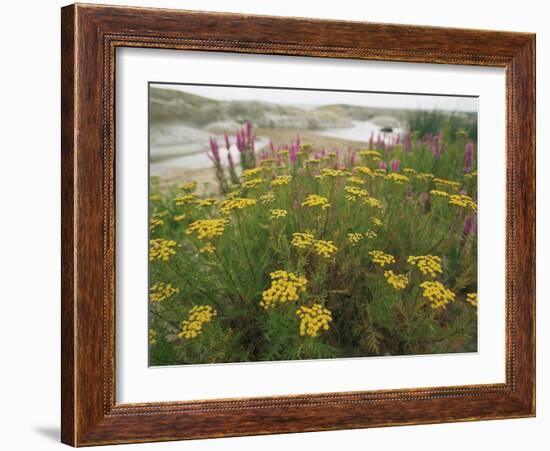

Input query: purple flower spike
[390,159,400,172]
[431,133,445,160]
[208,136,221,162]
[236,129,245,153]
[246,121,254,147]
[296,133,301,148]
[379,161,387,170]
[350,151,356,167]
[464,140,475,173]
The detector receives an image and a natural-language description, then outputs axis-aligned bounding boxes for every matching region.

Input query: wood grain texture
[60,3,536,446]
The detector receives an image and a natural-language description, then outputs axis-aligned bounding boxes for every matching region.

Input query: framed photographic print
[61,3,536,446]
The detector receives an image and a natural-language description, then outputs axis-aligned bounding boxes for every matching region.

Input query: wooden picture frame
[61,3,536,446]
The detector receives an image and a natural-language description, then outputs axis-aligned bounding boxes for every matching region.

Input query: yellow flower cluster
[178,305,217,339]
[174,193,198,206]
[407,255,443,277]
[374,169,387,177]
[260,158,277,167]
[416,173,434,182]
[194,198,217,208]
[403,168,418,175]
[448,194,477,212]
[466,292,478,307]
[296,304,332,337]
[348,232,364,245]
[291,232,315,249]
[464,170,478,180]
[150,282,179,303]
[302,194,330,210]
[372,217,383,227]
[260,270,308,309]
[220,197,257,215]
[270,175,292,186]
[186,219,228,240]
[369,250,396,267]
[384,270,408,290]
[150,239,177,262]
[386,173,410,184]
[364,196,383,209]
[150,194,160,202]
[260,192,276,204]
[150,217,164,231]
[305,158,321,166]
[313,240,338,258]
[354,166,374,177]
[179,181,197,192]
[226,189,242,198]
[149,329,157,345]
[430,190,449,197]
[173,213,186,222]
[347,176,366,185]
[199,242,216,254]
[358,150,382,158]
[420,281,455,309]
[434,178,462,191]
[344,186,369,201]
[270,209,288,219]
[317,168,347,179]
[242,167,264,179]
[365,229,378,238]
[242,177,264,189]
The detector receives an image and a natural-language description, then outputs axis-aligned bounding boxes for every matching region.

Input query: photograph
[147,83,479,366]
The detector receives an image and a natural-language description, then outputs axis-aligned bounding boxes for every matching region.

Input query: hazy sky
[152,83,478,113]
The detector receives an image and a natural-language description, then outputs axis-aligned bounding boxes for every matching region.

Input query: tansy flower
[313,240,338,258]
[173,213,186,222]
[242,167,263,179]
[384,270,408,290]
[225,189,242,199]
[434,177,462,191]
[270,209,288,219]
[150,194,161,202]
[260,270,308,309]
[466,292,478,307]
[386,173,410,184]
[150,282,179,303]
[430,190,449,197]
[305,158,321,166]
[420,281,455,309]
[369,250,395,267]
[449,194,477,212]
[363,196,383,209]
[259,158,277,167]
[150,239,177,262]
[199,242,216,254]
[150,217,164,231]
[242,177,264,189]
[270,175,292,187]
[291,232,315,249]
[219,197,257,215]
[149,329,157,345]
[179,181,197,192]
[178,305,217,339]
[416,173,435,182]
[152,210,168,218]
[296,304,332,337]
[372,217,383,227]
[403,168,418,175]
[358,150,382,158]
[186,219,228,240]
[194,198,217,208]
[344,186,369,201]
[365,229,377,238]
[347,176,366,185]
[174,194,198,206]
[260,192,276,204]
[354,166,374,177]
[302,194,330,210]
[348,232,364,245]
[407,255,443,277]
[317,168,346,179]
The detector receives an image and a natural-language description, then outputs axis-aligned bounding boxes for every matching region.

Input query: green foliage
[148,126,478,365]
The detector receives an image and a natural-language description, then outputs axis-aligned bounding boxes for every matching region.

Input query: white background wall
[0,0,546,449]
